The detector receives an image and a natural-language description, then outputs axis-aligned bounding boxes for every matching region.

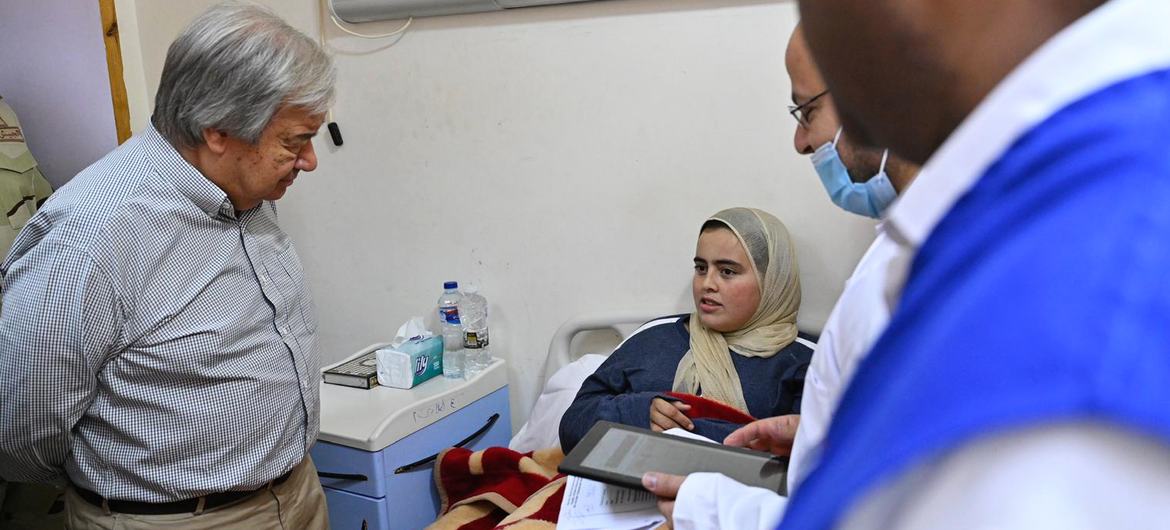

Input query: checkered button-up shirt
[0,125,320,502]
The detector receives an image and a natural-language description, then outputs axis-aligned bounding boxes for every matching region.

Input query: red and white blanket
[427,446,567,530]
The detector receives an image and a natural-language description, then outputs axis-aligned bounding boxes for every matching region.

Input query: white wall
[114,0,152,134]
[124,0,877,432]
[0,0,120,187]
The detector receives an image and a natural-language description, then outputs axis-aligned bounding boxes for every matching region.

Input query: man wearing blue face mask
[640,25,921,530]
[788,24,917,220]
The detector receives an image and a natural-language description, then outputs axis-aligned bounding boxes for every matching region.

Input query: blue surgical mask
[810,128,897,219]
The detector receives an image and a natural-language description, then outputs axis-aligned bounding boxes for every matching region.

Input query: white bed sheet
[509,353,607,452]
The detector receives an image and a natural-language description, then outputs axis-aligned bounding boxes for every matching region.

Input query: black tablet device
[559,421,788,495]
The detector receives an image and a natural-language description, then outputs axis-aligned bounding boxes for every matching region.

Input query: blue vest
[779,68,1170,529]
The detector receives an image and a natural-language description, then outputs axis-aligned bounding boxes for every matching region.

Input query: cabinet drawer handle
[316,471,369,482]
[393,413,500,474]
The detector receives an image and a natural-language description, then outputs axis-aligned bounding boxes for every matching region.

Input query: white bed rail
[543,310,666,380]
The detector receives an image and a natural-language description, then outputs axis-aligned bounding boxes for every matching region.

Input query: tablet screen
[562,422,787,495]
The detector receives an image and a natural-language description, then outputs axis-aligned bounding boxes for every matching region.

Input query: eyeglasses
[788,89,829,129]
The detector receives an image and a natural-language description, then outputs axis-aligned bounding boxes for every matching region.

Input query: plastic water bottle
[437,281,464,379]
[460,284,491,377]
[442,348,464,380]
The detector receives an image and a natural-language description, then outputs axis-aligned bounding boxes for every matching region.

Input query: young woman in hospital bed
[558,207,814,452]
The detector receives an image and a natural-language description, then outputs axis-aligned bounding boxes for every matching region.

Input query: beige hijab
[672,207,802,413]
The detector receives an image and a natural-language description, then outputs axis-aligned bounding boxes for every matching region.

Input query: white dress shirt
[787,226,899,490]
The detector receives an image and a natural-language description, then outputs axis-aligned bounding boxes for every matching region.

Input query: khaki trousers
[64,457,329,530]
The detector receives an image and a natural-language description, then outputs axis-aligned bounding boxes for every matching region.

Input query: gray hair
[152,1,335,148]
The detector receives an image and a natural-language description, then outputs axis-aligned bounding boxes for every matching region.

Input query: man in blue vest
[778,0,1170,527]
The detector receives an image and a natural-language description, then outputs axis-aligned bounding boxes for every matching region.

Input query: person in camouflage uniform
[0,95,53,257]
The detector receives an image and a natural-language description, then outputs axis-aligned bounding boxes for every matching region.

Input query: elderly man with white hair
[0,2,335,528]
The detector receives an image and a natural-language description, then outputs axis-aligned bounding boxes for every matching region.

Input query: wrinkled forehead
[271,105,326,127]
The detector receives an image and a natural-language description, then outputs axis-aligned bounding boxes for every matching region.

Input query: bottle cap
[463,283,479,294]
[444,281,458,290]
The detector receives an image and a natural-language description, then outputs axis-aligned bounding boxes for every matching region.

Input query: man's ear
[201,128,231,155]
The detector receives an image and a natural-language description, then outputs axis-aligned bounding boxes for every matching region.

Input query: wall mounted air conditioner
[330,0,606,22]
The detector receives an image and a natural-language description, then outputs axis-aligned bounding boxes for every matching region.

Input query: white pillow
[509,353,607,453]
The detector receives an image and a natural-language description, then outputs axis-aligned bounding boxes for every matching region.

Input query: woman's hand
[650,398,694,432]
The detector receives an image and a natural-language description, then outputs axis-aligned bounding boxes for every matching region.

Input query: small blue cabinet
[312,349,511,530]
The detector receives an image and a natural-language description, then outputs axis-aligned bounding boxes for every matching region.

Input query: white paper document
[557,428,715,530]
[558,475,664,530]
